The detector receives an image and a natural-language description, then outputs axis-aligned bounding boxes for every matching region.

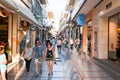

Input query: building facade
[0,0,42,72]
[94,0,120,60]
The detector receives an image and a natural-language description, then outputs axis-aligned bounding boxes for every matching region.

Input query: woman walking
[56,38,62,54]
[45,42,56,76]
[20,42,33,74]
[0,41,7,80]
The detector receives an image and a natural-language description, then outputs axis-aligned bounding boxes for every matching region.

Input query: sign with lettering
[106,1,112,10]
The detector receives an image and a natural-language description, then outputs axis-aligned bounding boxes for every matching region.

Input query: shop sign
[0,7,10,17]
[70,9,73,14]
[106,1,112,10]
[3,10,10,16]
[77,14,85,26]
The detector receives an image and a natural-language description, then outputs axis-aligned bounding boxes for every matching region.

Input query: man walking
[33,40,45,77]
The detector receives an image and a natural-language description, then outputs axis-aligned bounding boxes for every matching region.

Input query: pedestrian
[56,38,62,54]
[20,42,33,74]
[33,40,45,77]
[0,41,7,80]
[50,37,56,50]
[64,38,69,55]
[4,41,9,80]
[42,40,47,51]
[70,38,74,50]
[45,42,56,76]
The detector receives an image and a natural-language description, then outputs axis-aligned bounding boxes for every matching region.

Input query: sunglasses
[0,47,4,51]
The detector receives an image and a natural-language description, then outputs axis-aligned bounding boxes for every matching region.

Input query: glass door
[87,21,92,56]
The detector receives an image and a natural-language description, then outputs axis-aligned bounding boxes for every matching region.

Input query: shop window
[0,16,12,63]
[76,29,78,39]
[87,21,92,56]
[94,32,97,51]
[108,12,120,60]
[0,16,8,42]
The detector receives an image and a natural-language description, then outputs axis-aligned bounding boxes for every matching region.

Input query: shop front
[108,12,120,61]
[0,0,39,72]
[94,0,120,59]
[0,3,20,72]
[0,6,12,63]
[82,9,94,58]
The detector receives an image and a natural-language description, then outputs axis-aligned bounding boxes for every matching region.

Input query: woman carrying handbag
[20,42,33,74]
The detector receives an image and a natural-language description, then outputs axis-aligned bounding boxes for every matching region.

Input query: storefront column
[98,17,108,59]
[82,9,94,58]
[91,13,94,58]
[82,24,88,54]
[12,13,18,60]
[8,14,13,63]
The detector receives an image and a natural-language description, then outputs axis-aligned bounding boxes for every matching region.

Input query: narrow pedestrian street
[7,46,115,80]
[1,0,120,80]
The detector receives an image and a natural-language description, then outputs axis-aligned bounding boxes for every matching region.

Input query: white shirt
[57,39,61,45]
[24,48,33,58]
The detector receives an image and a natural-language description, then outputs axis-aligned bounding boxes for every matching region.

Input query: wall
[98,17,108,59]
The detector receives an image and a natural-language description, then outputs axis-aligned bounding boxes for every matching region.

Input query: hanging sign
[3,10,10,16]
[77,14,85,26]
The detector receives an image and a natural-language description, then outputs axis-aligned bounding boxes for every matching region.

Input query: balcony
[39,0,48,4]
[69,0,76,6]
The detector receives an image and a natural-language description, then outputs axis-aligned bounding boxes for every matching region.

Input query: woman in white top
[0,41,7,80]
[57,38,62,53]
[20,42,33,74]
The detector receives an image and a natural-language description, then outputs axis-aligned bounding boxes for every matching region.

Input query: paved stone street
[7,47,115,80]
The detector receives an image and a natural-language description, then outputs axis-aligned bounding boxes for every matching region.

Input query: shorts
[57,45,61,48]
[0,65,7,72]
[35,58,42,63]
[65,45,68,48]
[46,57,54,61]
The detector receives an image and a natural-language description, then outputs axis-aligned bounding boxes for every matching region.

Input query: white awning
[0,0,16,11]
[60,24,68,32]
[12,0,39,26]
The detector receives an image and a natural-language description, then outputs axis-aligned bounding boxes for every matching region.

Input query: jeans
[25,59,32,72]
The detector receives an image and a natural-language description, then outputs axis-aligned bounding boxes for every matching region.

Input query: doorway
[108,12,120,61]
[0,7,12,63]
[87,21,92,56]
